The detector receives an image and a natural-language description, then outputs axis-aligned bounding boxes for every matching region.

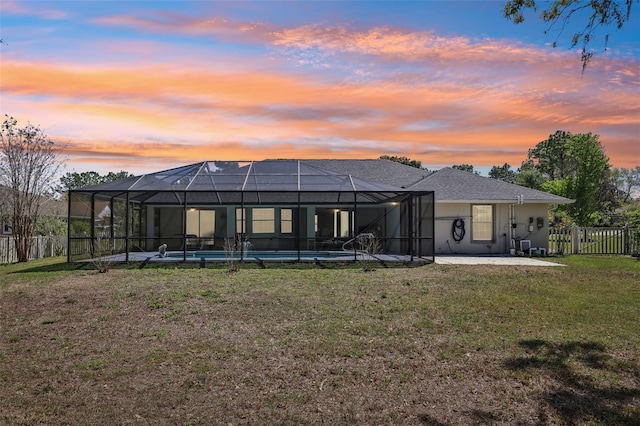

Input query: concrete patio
[434,255,564,266]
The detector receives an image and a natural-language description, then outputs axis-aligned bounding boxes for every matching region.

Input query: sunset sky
[1,0,638,176]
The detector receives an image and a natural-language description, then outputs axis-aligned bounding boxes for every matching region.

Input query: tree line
[486,131,639,228]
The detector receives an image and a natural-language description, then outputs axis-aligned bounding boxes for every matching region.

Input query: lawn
[1,256,638,425]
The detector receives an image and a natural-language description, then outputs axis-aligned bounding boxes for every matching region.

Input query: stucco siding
[434,203,550,254]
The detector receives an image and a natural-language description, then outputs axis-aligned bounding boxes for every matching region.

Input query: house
[66,159,571,263]
[306,161,572,254]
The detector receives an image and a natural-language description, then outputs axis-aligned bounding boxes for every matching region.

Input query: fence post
[571,225,580,254]
[623,225,629,255]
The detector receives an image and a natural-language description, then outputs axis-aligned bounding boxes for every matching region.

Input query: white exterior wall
[434,202,550,254]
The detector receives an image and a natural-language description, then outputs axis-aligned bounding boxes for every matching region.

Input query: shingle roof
[415,167,573,203]
[309,160,572,204]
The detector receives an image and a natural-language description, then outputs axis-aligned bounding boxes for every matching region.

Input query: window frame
[471,204,494,243]
[280,208,293,234]
[235,208,246,234]
[251,207,275,234]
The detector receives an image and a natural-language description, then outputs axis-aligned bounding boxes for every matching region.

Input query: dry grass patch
[0,257,638,425]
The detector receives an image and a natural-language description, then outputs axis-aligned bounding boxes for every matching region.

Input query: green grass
[0,255,638,425]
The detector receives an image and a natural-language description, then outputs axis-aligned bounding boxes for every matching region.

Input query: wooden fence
[0,236,67,264]
[548,226,640,256]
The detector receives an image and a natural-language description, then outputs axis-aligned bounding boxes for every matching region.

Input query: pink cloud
[0,0,67,20]
[92,11,274,44]
[2,12,638,174]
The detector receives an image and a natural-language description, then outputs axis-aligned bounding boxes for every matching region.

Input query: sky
[1,0,639,176]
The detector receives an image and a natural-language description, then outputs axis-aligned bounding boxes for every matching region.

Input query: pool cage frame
[67,161,434,264]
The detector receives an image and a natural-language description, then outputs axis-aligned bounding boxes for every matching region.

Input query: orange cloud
[2,16,638,175]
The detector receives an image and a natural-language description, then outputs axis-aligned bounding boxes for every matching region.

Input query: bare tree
[0,115,63,262]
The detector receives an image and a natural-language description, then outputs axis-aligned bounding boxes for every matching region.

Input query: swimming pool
[167,250,358,260]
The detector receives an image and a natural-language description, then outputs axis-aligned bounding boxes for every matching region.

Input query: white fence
[0,236,67,264]
[548,226,640,256]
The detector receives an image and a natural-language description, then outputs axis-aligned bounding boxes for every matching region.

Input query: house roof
[306,160,573,204]
[412,167,573,204]
[73,158,572,205]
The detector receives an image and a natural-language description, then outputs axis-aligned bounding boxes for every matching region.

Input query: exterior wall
[511,204,550,252]
[434,202,550,254]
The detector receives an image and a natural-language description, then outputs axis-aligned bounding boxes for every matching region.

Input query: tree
[488,163,517,183]
[59,170,133,193]
[526,130,576,180]
[0,115,63,262]
[36,214,67,236]
[553,133,611,225]
[515,161,546,190]
[504,0,637,71]
[613,166,640,203]
[452,164,479,174]
[379,155,423,169]
[592,166,640,226]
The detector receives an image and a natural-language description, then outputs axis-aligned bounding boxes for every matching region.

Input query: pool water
[167,250,357,260]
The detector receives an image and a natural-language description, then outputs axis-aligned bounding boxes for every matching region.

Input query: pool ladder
[341,233,376,252]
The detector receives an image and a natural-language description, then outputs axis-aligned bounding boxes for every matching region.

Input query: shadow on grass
[7,261,94,274]
[505,339,640,425]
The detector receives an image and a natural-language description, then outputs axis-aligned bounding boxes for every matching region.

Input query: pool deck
[95,251,562,266]
[102,251,427,264]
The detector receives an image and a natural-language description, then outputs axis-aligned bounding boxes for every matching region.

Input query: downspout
[509,195,524,254]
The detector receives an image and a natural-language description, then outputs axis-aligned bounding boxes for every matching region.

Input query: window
[236,208,246,234]
[2,221,11,235]
[187,209,215,237]
[281,209,293,234]
[334,210,353,238]
[252,208,275,233]
[472,205,493,242]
